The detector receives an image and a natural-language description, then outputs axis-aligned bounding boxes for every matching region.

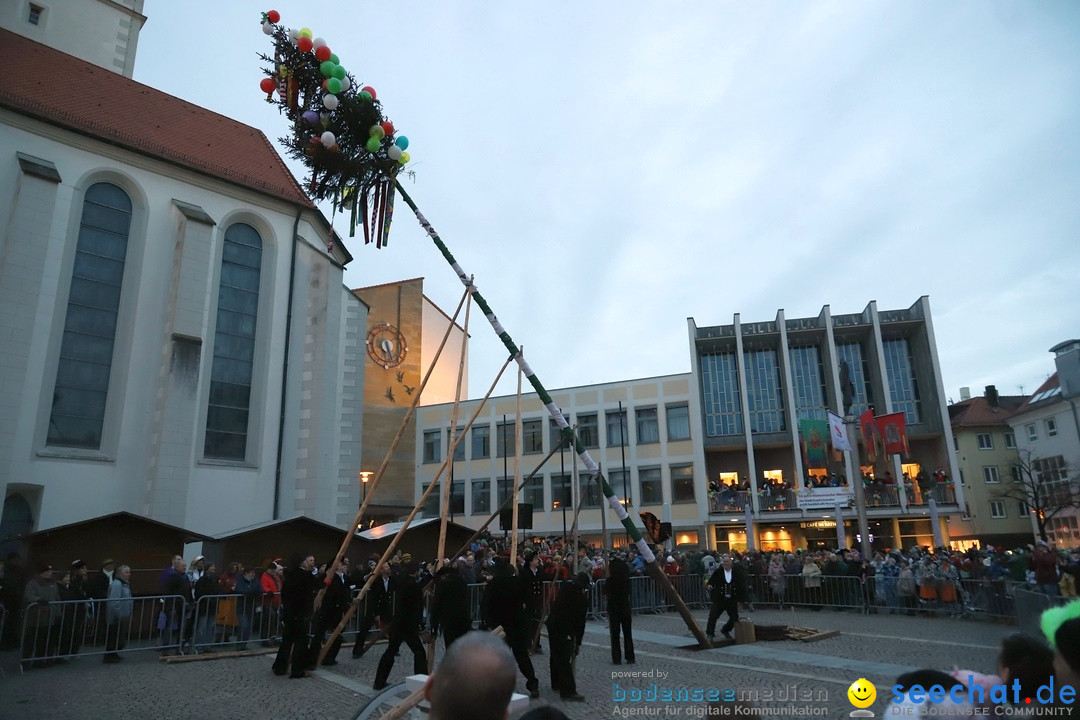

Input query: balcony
[905,484,957,506]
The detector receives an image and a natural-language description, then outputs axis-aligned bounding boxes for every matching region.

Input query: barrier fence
[12,574,1070,670]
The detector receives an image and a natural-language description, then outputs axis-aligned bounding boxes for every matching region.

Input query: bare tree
[992,449,1080,541]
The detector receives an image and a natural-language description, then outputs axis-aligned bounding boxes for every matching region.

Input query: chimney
[959,387,971,401]
[1051,340,1080,399]
[985,385,999,408]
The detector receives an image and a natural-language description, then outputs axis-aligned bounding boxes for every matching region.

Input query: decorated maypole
[256,10,709,649]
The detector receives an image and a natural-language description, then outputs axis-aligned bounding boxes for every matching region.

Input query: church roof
[0,27,314,209]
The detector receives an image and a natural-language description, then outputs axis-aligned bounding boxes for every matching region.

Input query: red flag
[859,409,880,462]
[876,412,909,456]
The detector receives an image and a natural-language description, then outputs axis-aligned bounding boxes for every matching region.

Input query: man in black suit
[352,561,392,659]
[431,563,470,650]
[546,572,589,701]
[521,552,545,654]
[482,557,540,699]
[273,553,320,678]
[310,559,351,666]
[706,554,747,641]
[372,562,428,690]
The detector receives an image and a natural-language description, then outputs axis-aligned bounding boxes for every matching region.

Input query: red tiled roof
[0,28,313,209]
[949,394,1027,428]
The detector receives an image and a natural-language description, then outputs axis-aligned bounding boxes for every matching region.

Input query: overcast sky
[135,1,1079,403]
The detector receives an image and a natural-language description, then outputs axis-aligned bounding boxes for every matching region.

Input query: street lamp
[359,471,372,507]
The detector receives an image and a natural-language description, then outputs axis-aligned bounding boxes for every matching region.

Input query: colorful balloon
[399,151,410,164]
[319,60,335,77]
[366,137,381,153]
[394,135,409,150]
[321,131,336,148]
[299,27,312,38]
[297,36,313,53]
[267,9,281,23]
[331,65,346,80]
[380,121,395,136]
[313,37,327,49]
[259,77,276,93]
[358,90,372,102]
[262,22,274,35]
[301,110,320,125]
[340,76,351,91]
[315,45,332,62]
[326,77,342,94]
[329,53,339,65]
[387,145,403,161]
[369,124,385,139]
[361,86,377,101]
[323,94,339,110]
[289,28,300,42]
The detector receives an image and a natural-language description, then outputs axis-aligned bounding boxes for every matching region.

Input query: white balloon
[289,28,300,41]
[313,37,327,49]
[340,76,351,92]
[262,23,274,36]
[321,131,336,148]
[387,145,403,161]
[322,94,339,110]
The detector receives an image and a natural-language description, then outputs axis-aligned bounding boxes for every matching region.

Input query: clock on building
[366,322,408,369]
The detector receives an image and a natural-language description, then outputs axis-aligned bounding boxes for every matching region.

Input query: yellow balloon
[369,124,385,139]
[299,27,313,38]
[399,151,411,164]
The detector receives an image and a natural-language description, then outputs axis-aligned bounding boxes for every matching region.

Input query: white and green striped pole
[394,181,711,647]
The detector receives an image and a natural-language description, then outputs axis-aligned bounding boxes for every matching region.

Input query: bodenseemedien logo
[848,678,876,718]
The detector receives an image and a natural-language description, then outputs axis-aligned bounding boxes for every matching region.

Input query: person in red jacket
[1030,540,1061,596]
[259,561,283,645]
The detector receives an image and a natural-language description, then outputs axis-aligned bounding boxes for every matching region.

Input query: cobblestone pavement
[0,607,1018,720]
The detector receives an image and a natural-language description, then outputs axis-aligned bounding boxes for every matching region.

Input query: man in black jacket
[430,564,470,650]
[605,555,634,664]
[311,559,351,666]
[352,561,393,659]
[372,562,428,690]
[521,552,545,654]
[706,554,747,641]
[273,553,320,678]
[547,572,589,701]
[481,557,539,699]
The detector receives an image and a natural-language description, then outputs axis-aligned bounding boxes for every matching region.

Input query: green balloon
[320,60,335,77]
[358,90,372,102]
[331,64,346,80]
[326,77,342,94]
[330,53,340,65]
[366,137,381,153]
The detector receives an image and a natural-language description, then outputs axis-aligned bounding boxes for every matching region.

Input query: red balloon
[380,121,395,136]
[362,86,377,101]
[297,36,313,53]
[260,77,276,93]
[315,45,332,62]
[267,9,281,23]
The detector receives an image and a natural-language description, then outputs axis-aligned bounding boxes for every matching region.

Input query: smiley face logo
[847,678,877,709]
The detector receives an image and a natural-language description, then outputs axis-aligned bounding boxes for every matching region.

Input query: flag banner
[860,409,880,462]
[799,419,829,469]
[797,487,854,510]
[875,412,909,456]
[828,411,851,451]
[639,511,669,543]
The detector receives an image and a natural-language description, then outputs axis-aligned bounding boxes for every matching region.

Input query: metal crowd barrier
[1013,586,1070,637]
[19,594,188,669]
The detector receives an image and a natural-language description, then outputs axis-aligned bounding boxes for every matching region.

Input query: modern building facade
[0,12,366,546]
[688,297,963,552]
[947,386,1032,549]
[414,373,702,549]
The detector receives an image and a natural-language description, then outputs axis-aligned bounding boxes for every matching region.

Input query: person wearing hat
[22,562,61,667]
[58,560,91,656]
